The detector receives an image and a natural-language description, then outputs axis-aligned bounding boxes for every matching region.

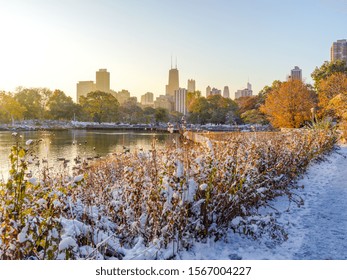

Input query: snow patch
[73,174,84,183]
[59,237,78,251]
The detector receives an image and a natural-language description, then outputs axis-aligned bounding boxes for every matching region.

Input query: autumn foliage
[316,73,347,118]
[260,80,316,128]
[312,61,347,140]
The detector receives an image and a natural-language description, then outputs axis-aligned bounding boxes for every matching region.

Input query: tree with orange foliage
[260,80,316,128]
[325,74,347,140]
[316,72,347,118]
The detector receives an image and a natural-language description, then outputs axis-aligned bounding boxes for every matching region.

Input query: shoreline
[0,120,271,133]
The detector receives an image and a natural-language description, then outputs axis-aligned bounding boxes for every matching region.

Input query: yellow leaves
[317,72,347,118]
[327,94,347,119]
[261,80,316,128]
[18,149,26,158]
[0,92,26,123]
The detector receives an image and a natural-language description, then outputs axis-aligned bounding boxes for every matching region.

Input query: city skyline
[0,0,346,100]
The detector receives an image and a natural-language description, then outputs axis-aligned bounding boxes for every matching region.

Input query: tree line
[1,60,346,135]
[0,87,241,125]
[0,88,175,124]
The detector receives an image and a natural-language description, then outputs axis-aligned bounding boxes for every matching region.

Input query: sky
[0,0,346,101]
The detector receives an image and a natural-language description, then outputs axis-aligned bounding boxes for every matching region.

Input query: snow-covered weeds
[0,128,337,259]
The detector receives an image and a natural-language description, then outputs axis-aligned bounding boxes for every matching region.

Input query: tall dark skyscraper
[165,59,179,97]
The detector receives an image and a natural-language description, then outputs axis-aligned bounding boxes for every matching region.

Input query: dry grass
[0,128,337,259]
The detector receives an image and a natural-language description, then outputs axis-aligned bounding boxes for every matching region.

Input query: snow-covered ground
[176,145,347,260]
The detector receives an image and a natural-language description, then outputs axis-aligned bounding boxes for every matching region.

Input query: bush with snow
[0,127,337,259]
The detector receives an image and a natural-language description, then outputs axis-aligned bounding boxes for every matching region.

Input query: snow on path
[293,145,347,259]
[179,145,347,260]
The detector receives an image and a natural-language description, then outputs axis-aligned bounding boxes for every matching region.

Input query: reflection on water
[0,129,178,179]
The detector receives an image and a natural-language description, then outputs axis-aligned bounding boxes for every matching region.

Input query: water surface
[0,129,178,179]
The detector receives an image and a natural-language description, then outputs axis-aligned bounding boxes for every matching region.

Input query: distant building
[112,89,131,105]
[211,87,222,95]
[187,79,196,92]
[331,39,347,64]
[77,68,111,103]
[154,95,174,112]
[166,63,179,97]
[76,81,95,103]
[206,86,211,97]
[235,82,253,99]
[141,92,154,106]
[126,96,138,104]
[174,88,187,115]
[206,86,222,96]
[287,66,302,81]
[96,69,110,93]
[223,86,230,98]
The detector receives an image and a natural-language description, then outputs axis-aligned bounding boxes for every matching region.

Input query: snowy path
[180,145,347,260]
[293,145,347,259]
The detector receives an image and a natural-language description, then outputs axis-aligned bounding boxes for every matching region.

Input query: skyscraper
[187,79,196,92]
[331,39,347,64]
[174,88,187,115]
[206,86,211,97]
[96,69,110,93]
[235,82,253,99]
[154,95,174,111]
[165,62,179,97]
[210,87,221,95]
[290,66,302,81]
[76,81,95,103]
[141,92,154,106]
[223,86,230,98]
[112,89,130,105]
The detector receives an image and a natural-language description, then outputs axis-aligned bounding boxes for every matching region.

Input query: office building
[331,39,347,64]
[223,86,230,98]
[174,88,187,115]
[76,81,95,103]
[211,87,221,95]
[154,95,174,112]
[288,66,302,81]
[112,89,131,105]
[235,82,253,99]
[206,86,222,96]
[206,86,211,97]
[96,69,110,93]
[77,68,111,103]
[187,79,196,92]
[141,92,154,106]
[165,63,179,97]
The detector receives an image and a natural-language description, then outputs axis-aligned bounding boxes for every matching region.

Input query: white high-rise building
[187,79,196,92]
[223,86,230,98]
[174,88,187,115]
[235,83,253,99]
[247,82,252,90]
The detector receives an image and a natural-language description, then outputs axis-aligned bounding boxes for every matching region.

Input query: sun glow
[0,11,50,91]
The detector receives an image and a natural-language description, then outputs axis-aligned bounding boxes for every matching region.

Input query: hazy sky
[0,0,346,100]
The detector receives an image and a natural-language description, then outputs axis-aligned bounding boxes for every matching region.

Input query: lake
[0,129,179,180]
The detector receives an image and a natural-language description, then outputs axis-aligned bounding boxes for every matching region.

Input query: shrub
[0,127,337,259]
